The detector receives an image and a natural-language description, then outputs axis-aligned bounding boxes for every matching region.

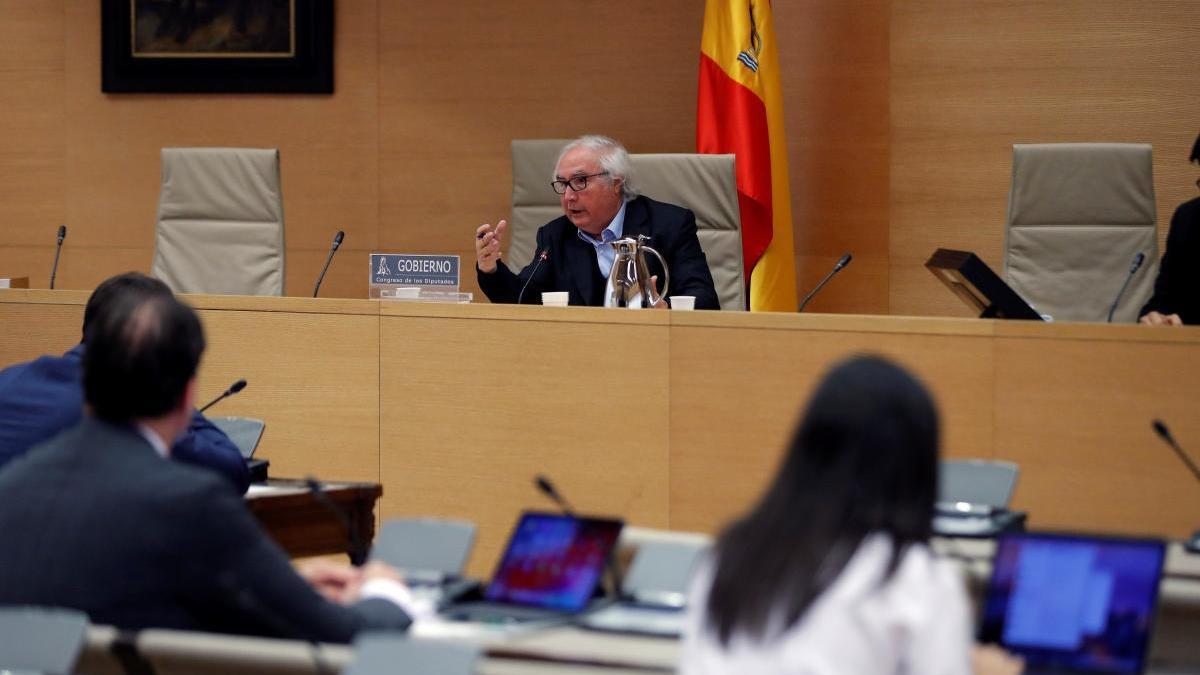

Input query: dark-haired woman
[681,356,979,674]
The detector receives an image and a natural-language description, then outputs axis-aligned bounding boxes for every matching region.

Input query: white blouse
[680,533,972,675]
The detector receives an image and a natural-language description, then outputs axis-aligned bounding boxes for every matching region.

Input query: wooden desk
[2,290,1198,577]
[246,480,382,563]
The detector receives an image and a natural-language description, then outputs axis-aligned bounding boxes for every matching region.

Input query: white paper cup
[542,291,569,307]
[670,295,696,311]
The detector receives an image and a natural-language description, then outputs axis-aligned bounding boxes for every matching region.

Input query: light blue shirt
[576,200,629,278]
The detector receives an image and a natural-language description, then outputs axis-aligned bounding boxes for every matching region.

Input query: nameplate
[370,254,459,287]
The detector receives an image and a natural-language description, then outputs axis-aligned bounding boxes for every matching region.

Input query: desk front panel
[994,324,1200,537]
[193,297,381,484]
[378,305,671,578]
[668,313,997,534]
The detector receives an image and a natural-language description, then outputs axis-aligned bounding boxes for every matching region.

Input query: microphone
[1106,252,1146,323]
[197,378,247,414]
[534,473,576,516]
[516,248,550,305]
[1152,420,1200,482]
[533,474,623,598]
[797,253,852,313]
[50,225,66,290]
[1150,420,1200,553]
[306,476,366,565]
[312,229,345,298]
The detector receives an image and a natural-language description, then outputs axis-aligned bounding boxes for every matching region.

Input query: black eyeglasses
[551,172,609,195]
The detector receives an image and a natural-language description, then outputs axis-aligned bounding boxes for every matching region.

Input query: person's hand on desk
[972,644,1024,675]
[1140,311,1183,326]
[476,220,508,274]
[649,275,668,309]
[295,557,363,604]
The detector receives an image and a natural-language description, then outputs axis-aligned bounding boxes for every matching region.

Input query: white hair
[554,134,638,199]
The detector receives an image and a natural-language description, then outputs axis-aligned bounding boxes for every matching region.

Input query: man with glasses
[475,135,719,309]
[1139,132,1200,326]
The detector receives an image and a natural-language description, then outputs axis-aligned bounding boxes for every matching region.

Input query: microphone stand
[516,249,550,305]
[313,230,344,298]
[798,254,852,313]
[50,225,66,290]
[1151,420,1200,553]
[1107,253,1145,323]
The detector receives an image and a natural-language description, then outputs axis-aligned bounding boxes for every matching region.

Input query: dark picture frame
[101,0,334,94]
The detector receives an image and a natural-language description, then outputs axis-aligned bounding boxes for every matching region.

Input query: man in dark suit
[476,135,720,309]
[0,293,413,642]
[0,272,249,493]
[1140,133,1200,326]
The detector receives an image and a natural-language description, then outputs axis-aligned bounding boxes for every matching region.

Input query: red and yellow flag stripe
[698,0,797,312]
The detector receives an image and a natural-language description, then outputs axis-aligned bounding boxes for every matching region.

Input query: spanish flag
[698,0,797,312]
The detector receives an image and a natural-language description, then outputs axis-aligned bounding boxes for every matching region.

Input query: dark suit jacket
[478,195,720,309]
[0,418,410,642]
[1140,197,1200,325]
[0,344,250,494]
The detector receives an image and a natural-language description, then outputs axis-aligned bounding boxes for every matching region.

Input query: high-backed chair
[1003,143,1158,323]
[510,140,745,310]
[151,147,286,296]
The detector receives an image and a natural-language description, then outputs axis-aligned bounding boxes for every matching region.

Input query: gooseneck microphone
[534,474,576,516]
[1151,420,1200,553]
[533,474,622,598]
[198,378,247,414]
[312,229,345,298]
[1106,252,1146,323]
[1152,419,1200,483]
[798,253,852,313]
[50,225,66,290]
[306,476,366,565]
[516,248,551,305]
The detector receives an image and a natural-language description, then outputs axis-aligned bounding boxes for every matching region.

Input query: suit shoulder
[1172,197,1200,225]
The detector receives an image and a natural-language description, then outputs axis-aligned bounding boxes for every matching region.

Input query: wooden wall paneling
[993,324,1200,539]
[0,2,66,285]
[190,297,381,484]
[776,0,891,315]
[59,2,382,298]
[890,1,1200,317]
[378,305,671,577]
[668,313,995,534]
[377,1,704,306]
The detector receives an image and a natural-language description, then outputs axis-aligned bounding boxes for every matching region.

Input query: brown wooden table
[244,479,382,563]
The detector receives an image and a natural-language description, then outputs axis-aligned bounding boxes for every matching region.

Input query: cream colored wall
[0,1,1195,315]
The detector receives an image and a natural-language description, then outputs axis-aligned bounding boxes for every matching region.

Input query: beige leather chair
[151,147,286,296]
[1003,143,1158,323]
[510,139,746,311]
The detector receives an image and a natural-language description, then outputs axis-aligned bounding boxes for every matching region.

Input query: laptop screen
[484,512,622,612]
[979,532,1166,673]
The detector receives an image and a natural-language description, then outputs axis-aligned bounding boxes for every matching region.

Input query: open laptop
[978,532,1166,674]
[443,511,623,623]
[579,539,709,638]
[934,459,1025,537]
[209,416,269,483]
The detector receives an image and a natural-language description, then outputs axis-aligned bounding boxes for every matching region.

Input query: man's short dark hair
[82,272,173,340]
[83,294,205,422]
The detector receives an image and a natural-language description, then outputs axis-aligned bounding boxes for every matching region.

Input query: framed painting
[101,0,334,94]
